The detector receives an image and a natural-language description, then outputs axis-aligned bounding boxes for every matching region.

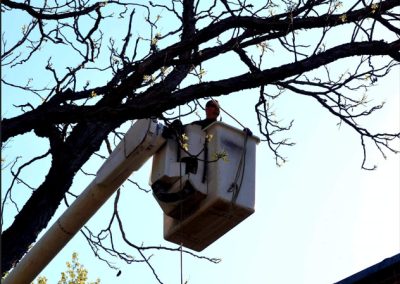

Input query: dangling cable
[228,130,249,206]
[180,243,183,284]
[178,105,184,284]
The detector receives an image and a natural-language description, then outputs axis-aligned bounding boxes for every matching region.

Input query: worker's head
[205,99,220,120]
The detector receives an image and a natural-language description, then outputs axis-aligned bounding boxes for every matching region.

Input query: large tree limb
[2,39,399,141]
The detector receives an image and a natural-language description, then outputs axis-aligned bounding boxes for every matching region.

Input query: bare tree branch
[2,0,399,280]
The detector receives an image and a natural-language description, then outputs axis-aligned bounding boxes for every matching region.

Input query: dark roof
[335,253,400,284]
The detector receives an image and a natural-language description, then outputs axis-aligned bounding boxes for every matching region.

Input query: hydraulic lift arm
[3,119,166,284]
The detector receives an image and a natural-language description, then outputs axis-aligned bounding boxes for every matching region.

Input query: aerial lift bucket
[150,121,260,251]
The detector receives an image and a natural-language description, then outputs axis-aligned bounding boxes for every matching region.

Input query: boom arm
[3,119,166,284]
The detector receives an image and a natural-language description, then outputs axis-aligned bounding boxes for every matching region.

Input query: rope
[178,105,184,284]
[228,131,249,206]
[180,243,183,284]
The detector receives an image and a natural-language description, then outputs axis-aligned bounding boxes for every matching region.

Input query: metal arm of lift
[3,119,166,284]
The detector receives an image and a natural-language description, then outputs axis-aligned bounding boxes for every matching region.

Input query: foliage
[57,253,100,284]
[2,253,99,284]
[32,253,100,284]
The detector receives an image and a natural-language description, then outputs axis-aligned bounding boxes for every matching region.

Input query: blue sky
[2,1,399,283]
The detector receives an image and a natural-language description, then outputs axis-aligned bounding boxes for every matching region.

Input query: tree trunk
[1,121,119,273]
